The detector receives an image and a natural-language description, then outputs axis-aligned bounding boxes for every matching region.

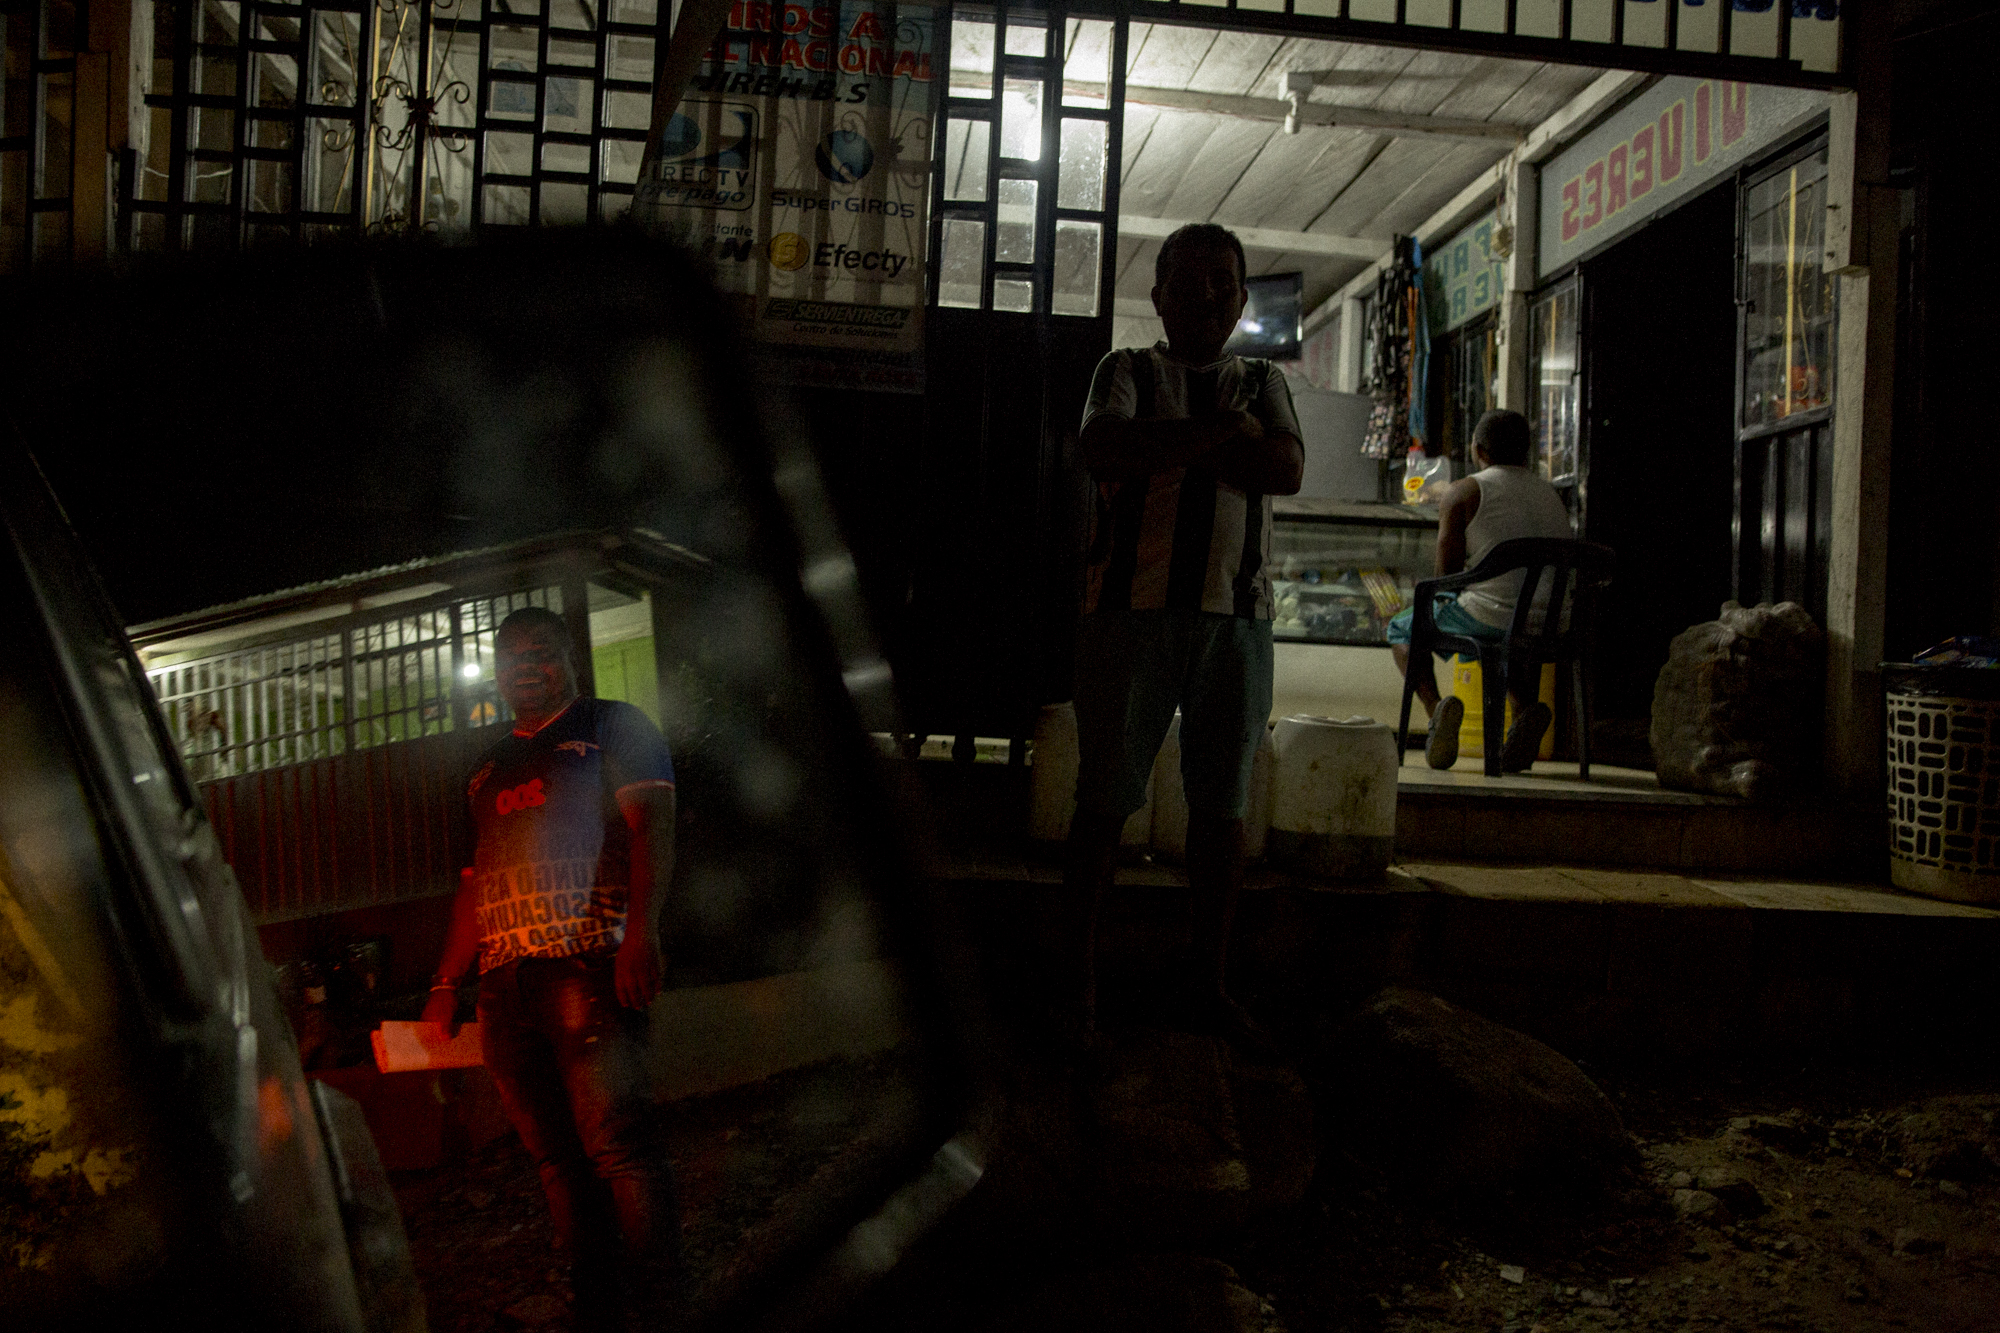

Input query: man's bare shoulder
[1438,474,1483,517]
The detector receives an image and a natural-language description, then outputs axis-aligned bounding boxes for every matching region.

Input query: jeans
[477,955,681,1316]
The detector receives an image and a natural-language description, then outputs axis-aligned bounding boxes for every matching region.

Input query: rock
[1939,1180,1969,1199]
[1893,1228,1944,1256]
[1499,1264,1526,1285]
[1673,1188,1722,1221]
[1087,1030,1314,1246]
[1729,1114,1814,1155]
[1668,1170,1694,1189]
[464,1188,496,1210]
[1650,601,1826,800]
[1307,988,1635,1199]
[1696,1173,1768,1218]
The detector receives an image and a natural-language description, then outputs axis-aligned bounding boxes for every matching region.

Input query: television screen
[1225,271,1304,361]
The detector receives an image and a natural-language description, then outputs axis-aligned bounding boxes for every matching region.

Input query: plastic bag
[1402,446,1448,505]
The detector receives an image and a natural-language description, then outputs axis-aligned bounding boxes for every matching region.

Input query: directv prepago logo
[813,130,874,184]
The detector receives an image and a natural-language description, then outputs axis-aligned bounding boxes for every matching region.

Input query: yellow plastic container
[1449,659,1557,760]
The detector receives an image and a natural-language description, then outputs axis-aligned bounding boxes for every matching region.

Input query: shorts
[1073,608,1273,822]
[1385,592,1510,654]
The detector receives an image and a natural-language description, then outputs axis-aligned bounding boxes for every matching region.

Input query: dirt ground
[1235,1061,2000,1333]
[396,1055,2000,1332]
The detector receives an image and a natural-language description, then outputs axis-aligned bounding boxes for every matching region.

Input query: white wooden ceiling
[1046,22,1606,331]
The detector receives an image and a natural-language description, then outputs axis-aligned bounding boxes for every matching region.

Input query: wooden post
[1820,16,1897,799]
[1497,157,1537,413]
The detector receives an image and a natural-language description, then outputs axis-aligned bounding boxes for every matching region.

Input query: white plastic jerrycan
[1267,715,1398,879]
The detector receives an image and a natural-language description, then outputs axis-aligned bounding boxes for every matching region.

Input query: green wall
[592,636,660,726]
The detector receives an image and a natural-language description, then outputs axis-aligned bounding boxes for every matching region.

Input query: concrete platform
[1393,754,1885,877]
[935,851,2000,1063]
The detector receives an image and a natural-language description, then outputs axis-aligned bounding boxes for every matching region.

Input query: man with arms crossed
[423,606,681,1328]
[1388,408,1574,772]
[1068,223,1305,1041]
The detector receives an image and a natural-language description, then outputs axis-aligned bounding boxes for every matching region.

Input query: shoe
[1425,696,1464,770]
[1502,701,1553,772]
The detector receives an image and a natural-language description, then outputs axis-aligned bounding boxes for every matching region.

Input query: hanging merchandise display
[1362,236,1430,460]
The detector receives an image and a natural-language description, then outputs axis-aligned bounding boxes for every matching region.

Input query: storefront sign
[635,1,941,394]
[1424,211,1505,335]
[1537,75,1827,278]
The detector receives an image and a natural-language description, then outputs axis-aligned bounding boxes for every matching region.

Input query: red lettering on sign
[1607,144,1628,216]
[847,10,886,39]
[1582,160,1605,231]
[809,5,833,35]
[1630,124,1654,199]
[806,38,830,69]
[1694,81,1712,163]
[1721,81,1748,147]
[749,37,773,64]
[782,2,810,32]
[1658,103,1684,182]
[1560,177,1581,242]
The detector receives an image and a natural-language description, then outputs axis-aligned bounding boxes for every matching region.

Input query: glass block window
[129,0,665,247]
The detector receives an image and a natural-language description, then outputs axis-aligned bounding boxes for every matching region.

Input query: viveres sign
[1537,75,1828,278]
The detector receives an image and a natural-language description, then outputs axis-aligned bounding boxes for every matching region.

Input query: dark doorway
[1578,179,1740,755]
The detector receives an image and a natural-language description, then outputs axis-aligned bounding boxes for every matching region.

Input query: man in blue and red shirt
[422,605,680,1325]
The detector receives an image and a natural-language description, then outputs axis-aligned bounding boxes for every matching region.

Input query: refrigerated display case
[1270,499,1438,645]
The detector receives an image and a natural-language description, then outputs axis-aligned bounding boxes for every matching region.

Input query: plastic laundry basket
[1884,663,2000,905]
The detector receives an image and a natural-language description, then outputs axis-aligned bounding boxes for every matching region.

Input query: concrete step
[935,855,2000,1064]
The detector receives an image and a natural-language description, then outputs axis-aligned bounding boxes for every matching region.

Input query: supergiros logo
[768,233,811,271]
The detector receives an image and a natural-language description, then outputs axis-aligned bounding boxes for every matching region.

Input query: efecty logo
[649,100,759,212]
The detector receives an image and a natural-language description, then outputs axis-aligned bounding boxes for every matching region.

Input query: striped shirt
[1080,344,1301,620]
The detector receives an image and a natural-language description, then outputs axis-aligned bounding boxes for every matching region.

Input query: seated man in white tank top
[1386,409,1573,771]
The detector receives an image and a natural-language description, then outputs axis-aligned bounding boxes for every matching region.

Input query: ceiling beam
[1067,82,1527,145]
[1298,70,1653,339]
[1119,214,1384,262]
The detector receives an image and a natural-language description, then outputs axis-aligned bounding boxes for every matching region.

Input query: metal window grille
[1,0,78,272]
[930,4,1122,318]
[143,582,562,919]
[127,0,666,249]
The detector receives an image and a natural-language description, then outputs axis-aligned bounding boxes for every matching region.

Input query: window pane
[1004,12,1045,57]
[943,118,987,202]
[545,77,594,133]
[305,118,357,212]
[194,51,237,96]
[995,177,1034,263]
[937,217,984,308]
[1062,17,1111,107]
[541,180,588,224]
[993,277,1033,312]
[1530,280,1579,483]
[194,0,240,46]
[190,104,233,152]
[543,139,591,174]
[489,78,536,121]
[610,0,656,22]
[1056,117,1104,211]
[484,130,535,176]
[600,139,643,185]
[1740,149,1834,430]
[1052,218,1099,317]
[949,13,993,98]
[603,89,648,129]
[549,37,595,67]
[37,70,73,195]
[1000,77,1040,160]
[246,158,293,212]
[250,51,298,108]
[188,159,233,203]
[483,181,530,224]
[249,116,294,150]
[312,13,363,110]
[607,34,653,81]
[549,0,595,29]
